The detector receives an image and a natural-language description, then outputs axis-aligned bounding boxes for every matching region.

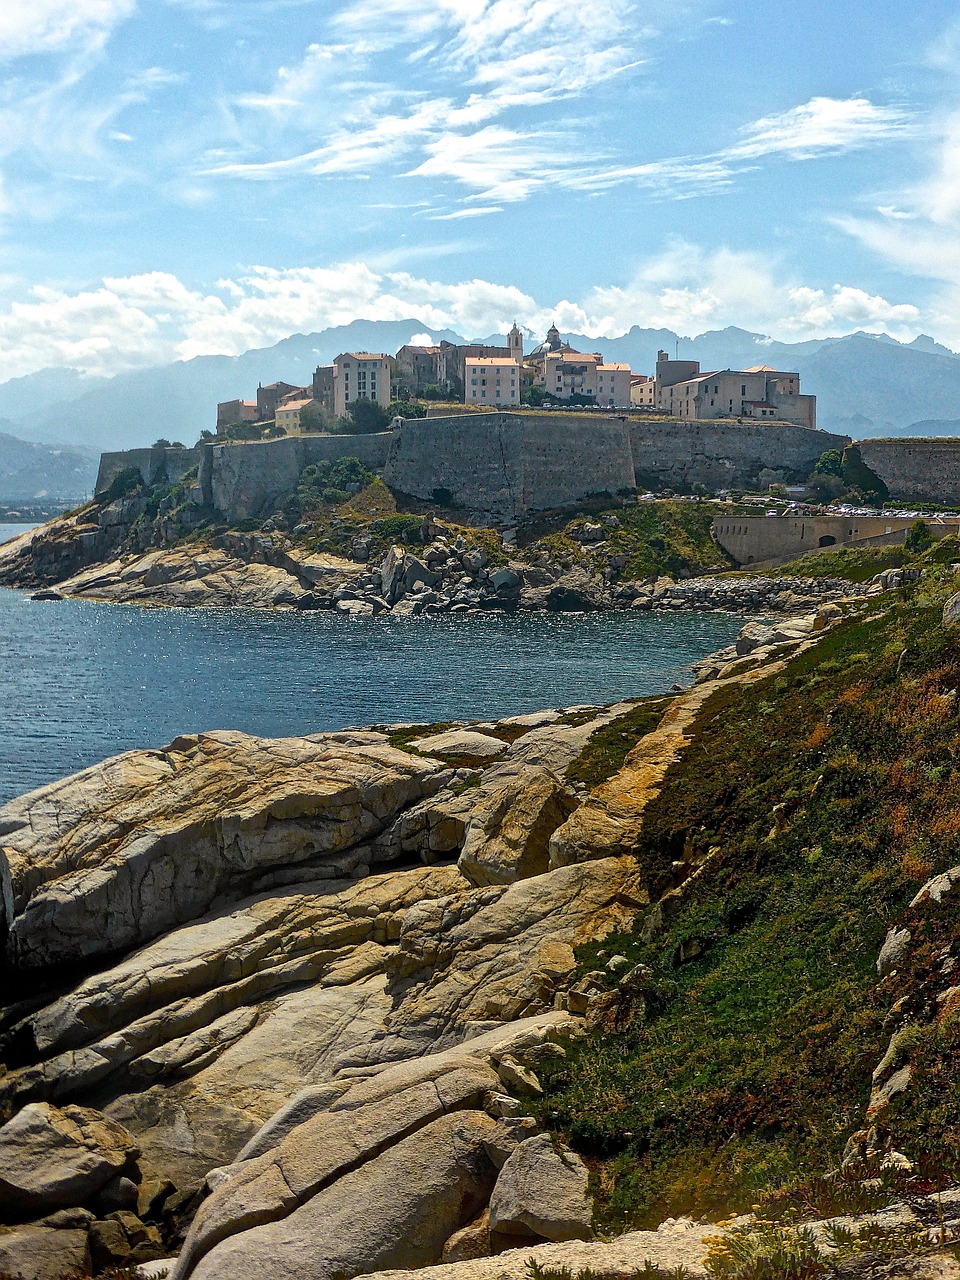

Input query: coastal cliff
[4,580,960,1278]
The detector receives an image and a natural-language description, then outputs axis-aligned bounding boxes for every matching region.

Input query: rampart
[382,413,636,518]
[859,438,960,506]
[712,513,959,566]
[94,414,856,523]
[199,433,391,519]
[628,419,850,492]
[96,445,200,496]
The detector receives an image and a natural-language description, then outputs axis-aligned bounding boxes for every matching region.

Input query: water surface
[0,523,742,804]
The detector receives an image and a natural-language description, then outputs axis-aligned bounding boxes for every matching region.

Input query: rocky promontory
[2,585,959,1280]
[0,501,875,617]
[0,617,826,1279]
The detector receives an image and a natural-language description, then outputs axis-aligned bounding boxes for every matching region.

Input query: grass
[565,697,672,790]
[535,585,960,1230]
[523,500,735,582]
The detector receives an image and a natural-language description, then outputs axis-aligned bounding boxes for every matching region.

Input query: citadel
[96,325,960,530]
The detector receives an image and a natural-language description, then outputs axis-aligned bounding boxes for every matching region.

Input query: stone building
[275,397,318,435]
[630,375,655,407]
[438,324,522,399]
[216,399,257,432]
[464,357,521,407]
[256,381,301,421]
[395,344,441,397]
[312,365,334,414]
[332,353,393,416]
[653,352,816,429]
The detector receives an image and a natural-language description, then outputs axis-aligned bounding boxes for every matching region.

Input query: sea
[0,522,742,805]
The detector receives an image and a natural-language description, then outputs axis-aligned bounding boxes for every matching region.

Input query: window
[741,384,747,395]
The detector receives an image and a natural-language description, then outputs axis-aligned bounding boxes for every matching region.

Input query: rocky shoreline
[0,512,888,617]
[0,594,948,1280]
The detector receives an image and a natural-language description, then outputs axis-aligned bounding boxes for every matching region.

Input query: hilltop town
[213,325,818,438]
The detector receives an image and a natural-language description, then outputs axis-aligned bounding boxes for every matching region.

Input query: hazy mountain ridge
[0,427,97,500]
[5,321,960,451]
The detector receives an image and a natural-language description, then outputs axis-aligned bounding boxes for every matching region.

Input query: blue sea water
[0,522,742,804]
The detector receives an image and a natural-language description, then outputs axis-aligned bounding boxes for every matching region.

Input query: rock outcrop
[0,697,662,1276]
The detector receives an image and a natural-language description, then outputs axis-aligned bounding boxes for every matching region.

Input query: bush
[347,399,391,433]
[99,466,143,504]
[389,400,427,419]
[287,457,375,515]
[904,518,934,553]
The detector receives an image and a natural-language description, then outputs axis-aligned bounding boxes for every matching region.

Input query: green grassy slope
[537,578,960,1229]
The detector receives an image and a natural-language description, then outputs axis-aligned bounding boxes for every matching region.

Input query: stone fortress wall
[858,438,960,507]
[94,413,960,524]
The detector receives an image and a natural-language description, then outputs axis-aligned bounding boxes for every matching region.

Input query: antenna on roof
[675,340,679,359]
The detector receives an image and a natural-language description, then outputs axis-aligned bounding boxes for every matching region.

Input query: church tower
[508,321,523,365]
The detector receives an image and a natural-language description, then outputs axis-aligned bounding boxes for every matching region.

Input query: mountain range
[4,320,960,478]
[0,429,97,502]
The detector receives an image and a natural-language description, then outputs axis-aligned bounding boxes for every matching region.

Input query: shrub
[99,466,143,503]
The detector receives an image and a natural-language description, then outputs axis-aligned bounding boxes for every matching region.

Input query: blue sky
[1,0,960,376]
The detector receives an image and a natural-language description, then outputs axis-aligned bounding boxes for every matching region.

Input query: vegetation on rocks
[537,581,960,1230]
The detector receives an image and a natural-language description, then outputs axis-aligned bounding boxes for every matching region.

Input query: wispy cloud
[0,0,135,61]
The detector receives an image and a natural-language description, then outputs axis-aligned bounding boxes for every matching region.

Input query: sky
[2,0,960,377]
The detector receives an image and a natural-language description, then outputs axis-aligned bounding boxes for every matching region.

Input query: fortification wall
[382,413,635,519]
[713,513,930,566]
[859,439,960,505]
[628,420,850,492]
[95,445,200,496]
[204,433,392,519]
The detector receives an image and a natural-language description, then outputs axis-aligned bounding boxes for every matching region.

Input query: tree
[298,402,328,433]
[814,449,844,478]
[346,398,391,433]
[805,471,845,503]
[389,400,427,419]
[153,438,173,448]
[905,519,934,553]
[421,384,444,400]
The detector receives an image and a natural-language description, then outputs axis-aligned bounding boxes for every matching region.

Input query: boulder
[488,1134,593,1242]
[877,926,912,975]
[0,734,451,969]
[413,729,509,760]
[0,1223,91,1280]
[442,1208,491,1262]
[184,1111,499,1280]
[458,766,577,887]
[0,1103,138,1219]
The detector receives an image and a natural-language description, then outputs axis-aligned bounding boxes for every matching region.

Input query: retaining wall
[713,513,934,566]
[859,438,960,506]
[629,420,850,492]
[95,446,200,496]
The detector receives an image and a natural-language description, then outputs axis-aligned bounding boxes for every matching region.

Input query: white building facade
[332,353,393,416]
[464,356,521,407]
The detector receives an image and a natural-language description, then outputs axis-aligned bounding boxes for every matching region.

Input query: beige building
[630,375,655,407]
[464,356,521,407]
[540,351,632,407]
[216,399,257,432]
[654,352,816,429]
[275,396,317,434]
[332,353,393,416]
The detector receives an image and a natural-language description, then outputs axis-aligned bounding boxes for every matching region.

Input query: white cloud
[0,0,134,60]
[729,96,913,160]
[0,251,930,380]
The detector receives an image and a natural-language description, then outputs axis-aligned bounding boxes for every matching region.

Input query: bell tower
[508,321,523,365]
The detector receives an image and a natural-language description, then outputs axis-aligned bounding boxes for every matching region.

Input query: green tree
[298,402,328,433]
[805,471,845,503]
[421,384,444,400]
[152,438,173,448]
[346,398,391,433]
[388,400,427,419]
[904,518,934,553]
[814,449,844,477]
